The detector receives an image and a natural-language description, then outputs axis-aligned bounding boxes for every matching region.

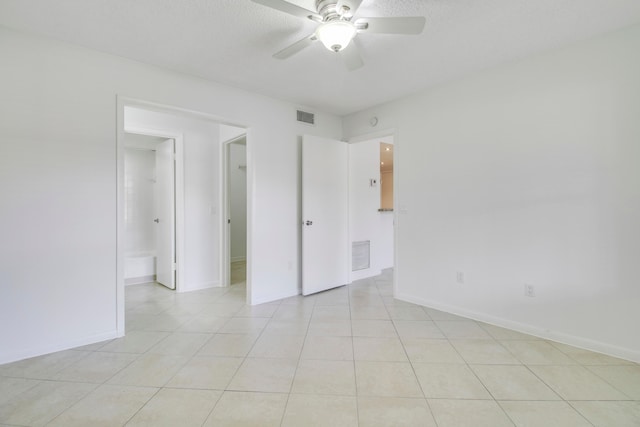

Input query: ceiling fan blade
[252,0,321,21]
[273,34,317,59]
[336,0,364,18]
[356,16,426,34]
[340,43,364,71]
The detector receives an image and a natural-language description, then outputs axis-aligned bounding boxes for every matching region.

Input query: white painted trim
[117,96,247,129]
[346,142,353,287]
[116,100,126,338]
[351,268,382,282]
[125,275,156,286]
[396,293,640,363]
[245,128,254,305]
[220,141,231,288]
[251,288,301,306]
[224,134,247,145]
[348,127,398,144]
[187,280,222,291]
[0,330,119,365]
[392,130,399,301]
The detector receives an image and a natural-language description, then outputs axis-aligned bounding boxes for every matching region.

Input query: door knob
[305,220,313,226]
[154,218,160,223]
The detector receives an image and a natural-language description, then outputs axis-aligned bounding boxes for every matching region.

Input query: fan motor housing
[316,0,349,22]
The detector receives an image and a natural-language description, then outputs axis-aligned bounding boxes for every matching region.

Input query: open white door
[155,138,176,289]
[302,135,349,296]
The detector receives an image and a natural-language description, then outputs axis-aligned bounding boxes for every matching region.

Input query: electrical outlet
[524,284,536,297]
[456,271,464,284]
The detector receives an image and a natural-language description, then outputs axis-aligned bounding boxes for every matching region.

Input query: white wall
[377,208,394,271]
[349,138,394,281]
[229,141,247,262]
[343,24,640,361]
[0,26,342,364]
[125,107,222,291]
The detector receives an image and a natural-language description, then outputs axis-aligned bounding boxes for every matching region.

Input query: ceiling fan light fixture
[316,20,356,52]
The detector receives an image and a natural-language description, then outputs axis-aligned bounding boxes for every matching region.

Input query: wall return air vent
[297,110,315,125]
[352,240,371,271]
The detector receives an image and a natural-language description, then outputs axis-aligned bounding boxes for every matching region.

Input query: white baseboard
[351,268,382,282]
[250,288,300,306]
[0,330,119,365]
[179,280,221,293]
[396,292,640,363]
[125,275,156,286]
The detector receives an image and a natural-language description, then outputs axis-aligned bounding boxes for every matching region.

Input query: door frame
[348,128,399,295]
[120,126,184,294]
[220,134,248,288]
[116,96,251,336]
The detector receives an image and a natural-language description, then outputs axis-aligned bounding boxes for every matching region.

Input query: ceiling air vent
[297,110,315,125]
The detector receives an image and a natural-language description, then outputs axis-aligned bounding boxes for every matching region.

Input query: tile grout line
[124,280,239,427]
[348,279,360,426]
[387,295,441,427]
[429,312,517,426]
[200,298,277,425]
[278,290,316,427]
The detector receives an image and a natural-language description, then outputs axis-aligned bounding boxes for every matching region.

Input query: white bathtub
[124,252,156,285]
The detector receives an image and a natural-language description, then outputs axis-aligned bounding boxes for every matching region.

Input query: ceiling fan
[252,0,426,70]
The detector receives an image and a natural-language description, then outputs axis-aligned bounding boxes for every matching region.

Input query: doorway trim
[348,128,399,296]
[116,96,251,336]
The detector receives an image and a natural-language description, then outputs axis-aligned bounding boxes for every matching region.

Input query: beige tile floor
[1,265,639,426]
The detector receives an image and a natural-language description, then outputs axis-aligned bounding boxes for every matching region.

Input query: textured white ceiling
[1,0,640,115]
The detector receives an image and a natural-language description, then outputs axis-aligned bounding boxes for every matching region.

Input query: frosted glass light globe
[316,21,357,52]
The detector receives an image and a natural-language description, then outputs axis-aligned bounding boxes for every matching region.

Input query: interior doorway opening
[299,132,397,296]
[123,133,176,290]
[117,98,251,336]
[221,133,248,290]
[348,134,395,282]
[347,130,397,293]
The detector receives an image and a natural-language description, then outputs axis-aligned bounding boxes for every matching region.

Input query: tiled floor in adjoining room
[1,265,639,426]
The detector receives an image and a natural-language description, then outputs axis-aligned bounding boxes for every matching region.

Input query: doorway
[348,130,397,292]
[348,135,395,281]
[117,98,253,337]
[221,133,248,289]
[300,133,397,295]
[123,133,176,290]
